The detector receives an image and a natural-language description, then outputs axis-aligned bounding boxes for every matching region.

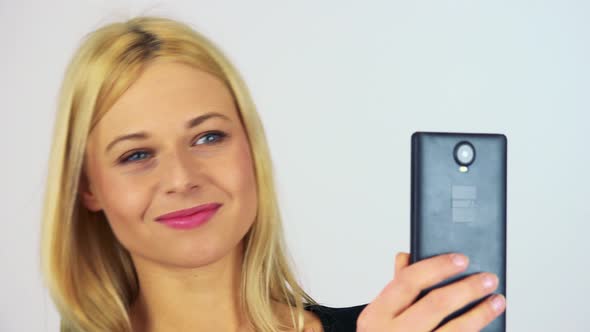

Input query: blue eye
[118,131,228,165]
[120,150,152,164]
[194,131,228,145]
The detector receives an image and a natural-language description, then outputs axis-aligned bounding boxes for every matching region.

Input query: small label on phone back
[452,185,477,223]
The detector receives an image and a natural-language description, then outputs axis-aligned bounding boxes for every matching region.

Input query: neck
[129,241,252,332]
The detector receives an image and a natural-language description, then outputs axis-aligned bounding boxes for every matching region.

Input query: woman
[40,16,506,332]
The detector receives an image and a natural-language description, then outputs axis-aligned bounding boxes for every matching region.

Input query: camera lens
[454,142,475,166]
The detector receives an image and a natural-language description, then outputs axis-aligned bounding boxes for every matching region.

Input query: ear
[79,173,102,212]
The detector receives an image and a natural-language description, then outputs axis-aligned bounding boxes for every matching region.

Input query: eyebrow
[105,112,231,153]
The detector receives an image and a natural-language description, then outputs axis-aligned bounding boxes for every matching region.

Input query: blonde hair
[41,16,316,332]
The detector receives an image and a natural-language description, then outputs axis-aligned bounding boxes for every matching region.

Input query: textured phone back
[410,132,507,331]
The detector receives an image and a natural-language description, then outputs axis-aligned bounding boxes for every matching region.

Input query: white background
[1,0,589,331]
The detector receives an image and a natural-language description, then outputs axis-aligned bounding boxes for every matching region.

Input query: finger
[394,252,410,277]
[435,294,506,332]
[394,272,499,332]
[370,253,469,318]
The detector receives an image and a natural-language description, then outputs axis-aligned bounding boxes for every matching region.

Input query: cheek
[94,169,152,235]
[221,140,258,221]
[85,137,151,231]
[238,146,258,199]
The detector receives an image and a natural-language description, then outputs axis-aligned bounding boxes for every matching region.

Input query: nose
[160,149,200,195]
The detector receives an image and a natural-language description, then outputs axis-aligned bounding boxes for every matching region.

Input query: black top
[304,303,367,332]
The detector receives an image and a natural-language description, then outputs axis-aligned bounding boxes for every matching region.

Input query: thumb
[394,252,410,277]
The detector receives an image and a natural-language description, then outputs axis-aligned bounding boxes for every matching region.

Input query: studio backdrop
[0,1,588,331]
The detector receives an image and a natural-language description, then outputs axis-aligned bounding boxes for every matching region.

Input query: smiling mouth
[155,203,222,230]
[156,202,222,221]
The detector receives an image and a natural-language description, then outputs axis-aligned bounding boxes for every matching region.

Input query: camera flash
[459,166,469,173]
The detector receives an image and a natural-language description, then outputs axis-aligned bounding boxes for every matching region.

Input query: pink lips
[155,203,222,230]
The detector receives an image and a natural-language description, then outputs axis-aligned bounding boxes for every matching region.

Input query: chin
[154,234,244,269]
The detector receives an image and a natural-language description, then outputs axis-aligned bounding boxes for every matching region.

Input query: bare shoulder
[273,301,324,332]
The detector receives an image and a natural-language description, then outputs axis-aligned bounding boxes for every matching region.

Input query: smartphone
[410,132,507,331]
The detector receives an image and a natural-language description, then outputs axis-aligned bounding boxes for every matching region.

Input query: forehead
[95,61,237,135]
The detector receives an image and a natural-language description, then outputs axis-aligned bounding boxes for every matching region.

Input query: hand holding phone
[357,252,506,331]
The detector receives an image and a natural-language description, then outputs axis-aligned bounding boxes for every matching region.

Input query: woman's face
[82,61,258,268]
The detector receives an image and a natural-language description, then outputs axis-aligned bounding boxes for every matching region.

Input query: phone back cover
[410,132,507,331]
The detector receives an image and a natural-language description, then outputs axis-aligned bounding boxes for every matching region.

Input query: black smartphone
[410,132,507,331]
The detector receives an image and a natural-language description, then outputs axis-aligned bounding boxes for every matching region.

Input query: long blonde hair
[41,15,316,332]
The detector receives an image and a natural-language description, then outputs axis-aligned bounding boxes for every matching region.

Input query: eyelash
[118,131,228,164]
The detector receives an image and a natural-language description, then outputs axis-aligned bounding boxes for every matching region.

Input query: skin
[80,59,505,332]
[357,252,507,331]
[81,60,322,332]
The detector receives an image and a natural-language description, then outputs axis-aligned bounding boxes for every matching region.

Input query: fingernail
[451,254,467,267]
[490,294,505,312]
[482,274,498,289]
